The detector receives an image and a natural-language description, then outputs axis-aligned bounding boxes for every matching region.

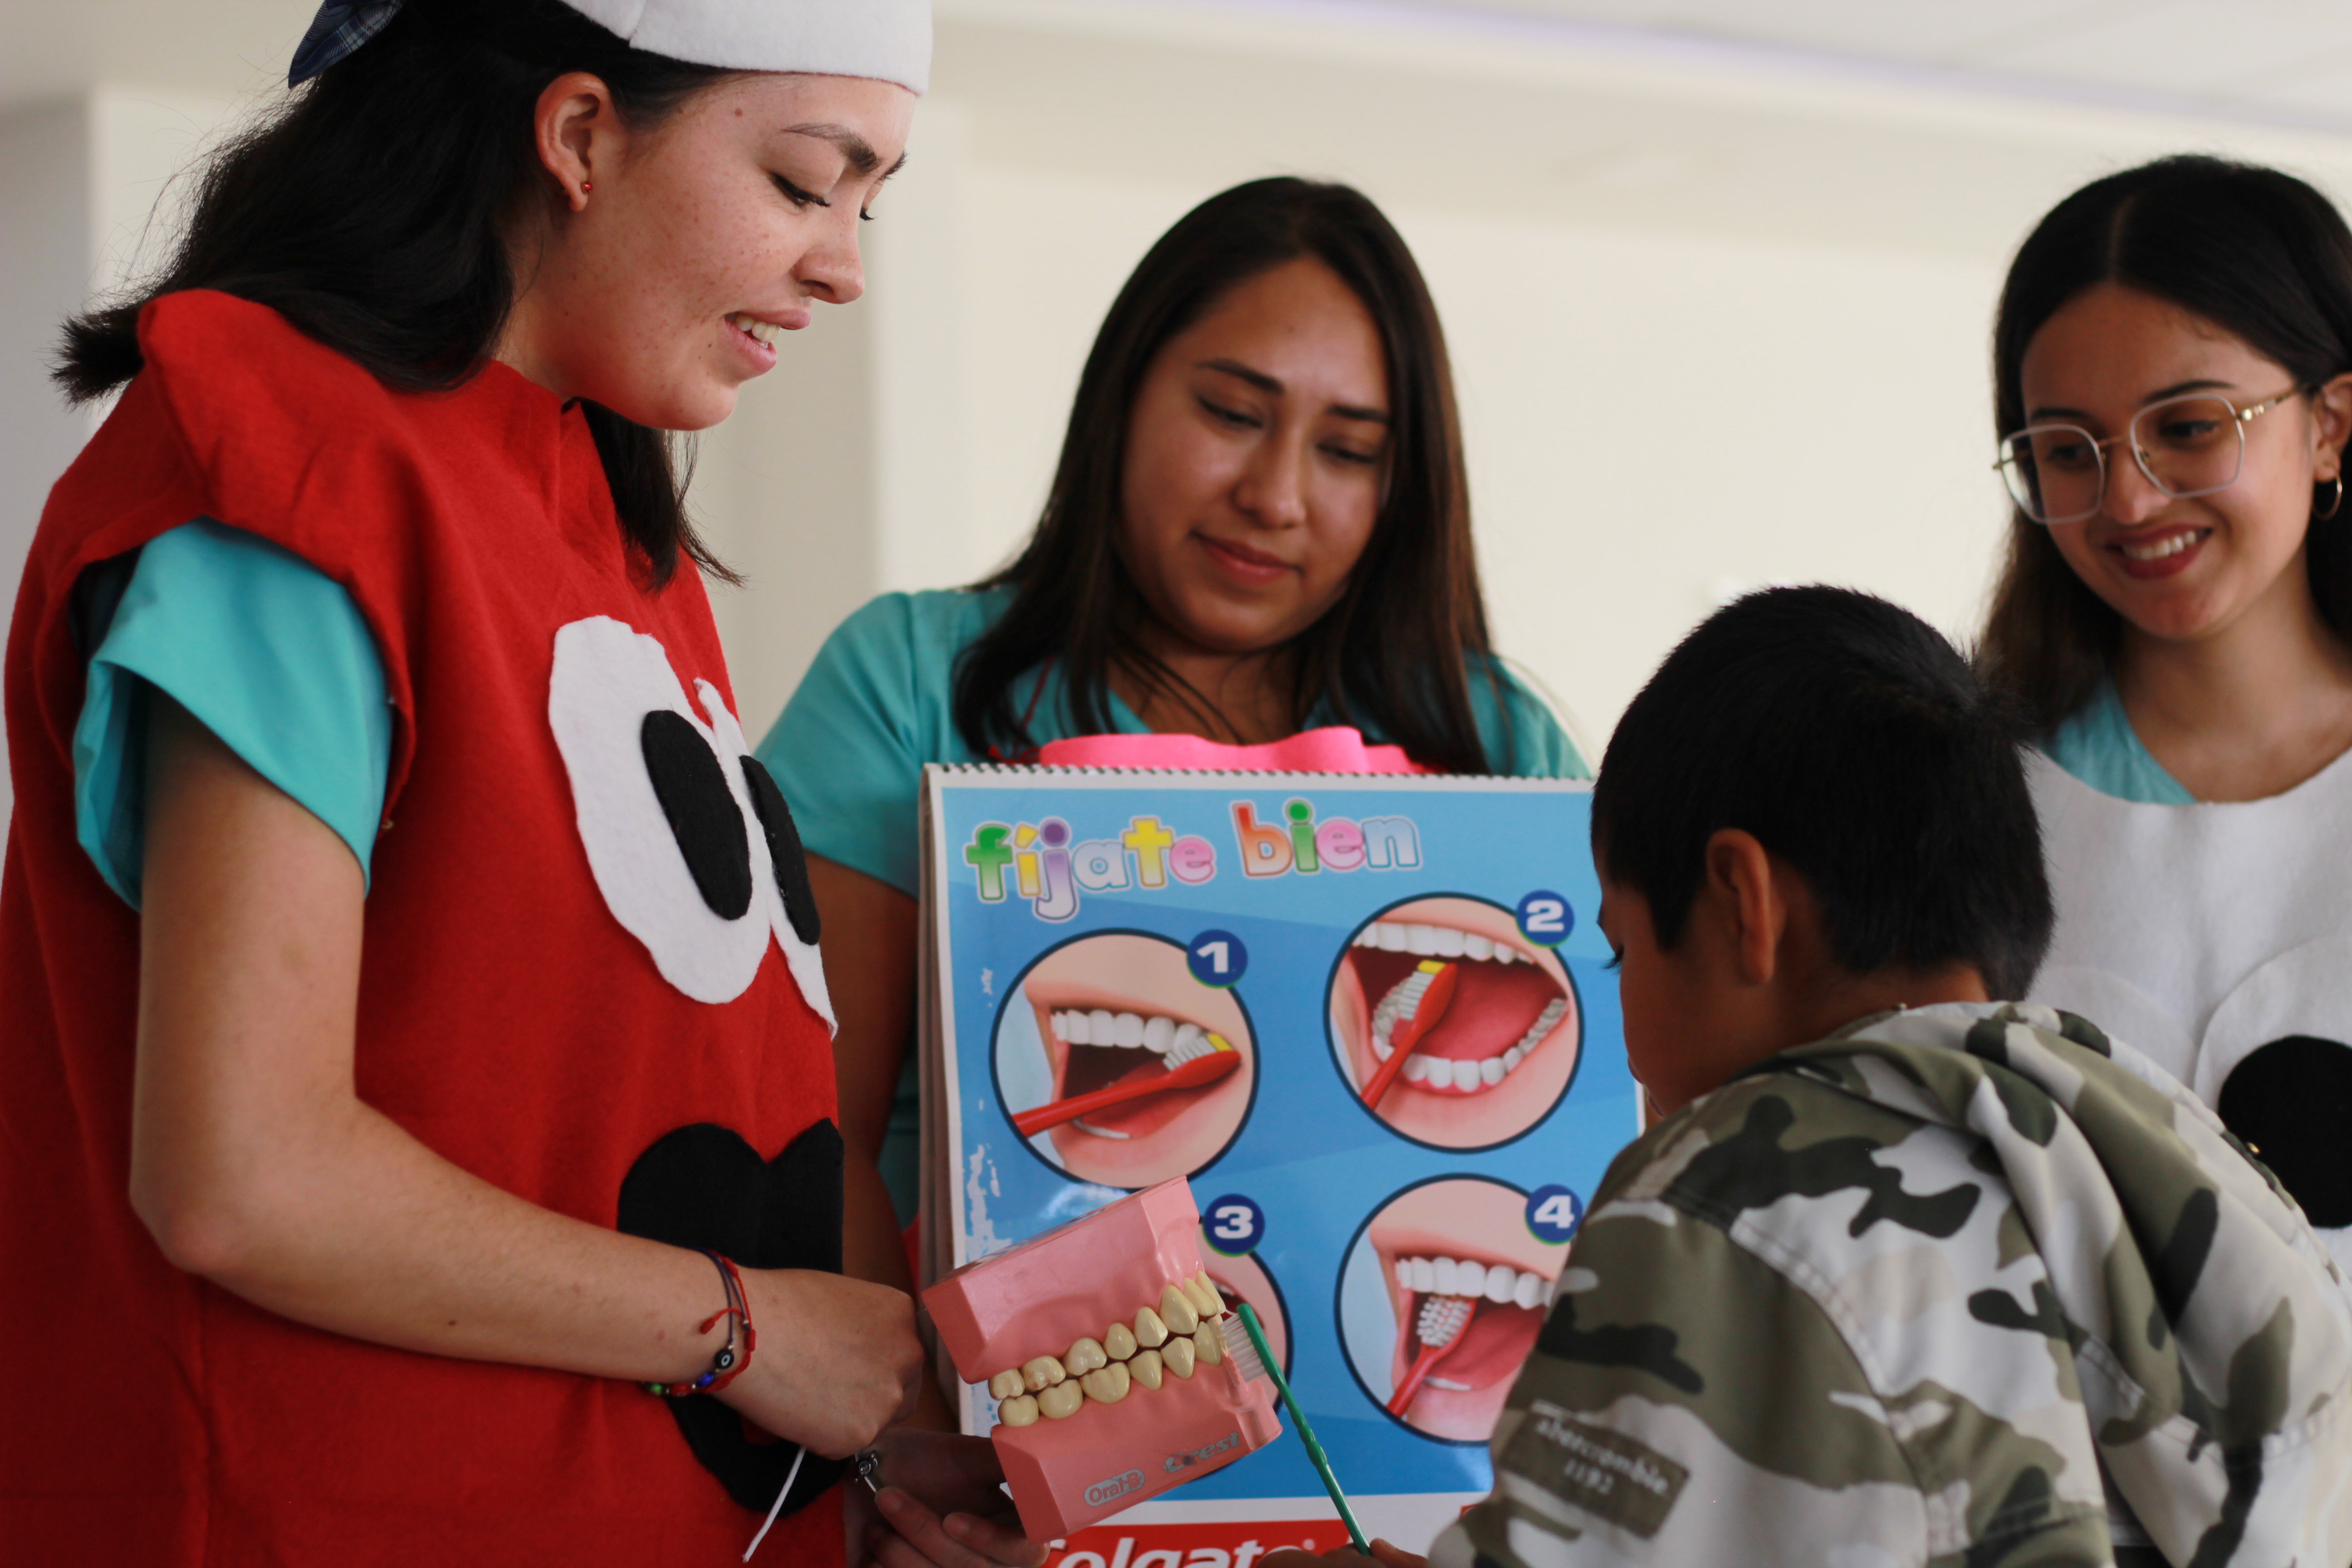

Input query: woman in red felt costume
[0,1,1036,1563]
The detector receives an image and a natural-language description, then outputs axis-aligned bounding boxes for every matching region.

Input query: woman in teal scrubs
[754,177,1584,1352]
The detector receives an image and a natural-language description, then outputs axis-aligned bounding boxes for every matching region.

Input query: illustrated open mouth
[1347,920,1568,1095]
[1032,997,1242,1140]
[1384,1246,1553,1401]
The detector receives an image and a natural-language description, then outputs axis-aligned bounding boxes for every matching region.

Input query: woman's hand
[718,1269,924,1456]
[848,1428,1044,1568]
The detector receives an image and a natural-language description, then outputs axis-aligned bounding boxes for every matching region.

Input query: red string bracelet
[642,1249,757,1398]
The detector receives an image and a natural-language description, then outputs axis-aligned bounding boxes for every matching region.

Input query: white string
[741,1443,807,1562]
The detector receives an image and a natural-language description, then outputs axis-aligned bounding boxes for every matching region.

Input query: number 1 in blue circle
[1189,929,1247,987]
[1516,890,1573,947]
[1204,1194,1264,1256]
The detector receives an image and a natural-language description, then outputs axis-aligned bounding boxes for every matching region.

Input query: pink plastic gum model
[923,1179,1283,1539]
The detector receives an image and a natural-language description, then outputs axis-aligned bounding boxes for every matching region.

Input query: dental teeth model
[976,1269,1230,1422]
[924,1178,1283,1539]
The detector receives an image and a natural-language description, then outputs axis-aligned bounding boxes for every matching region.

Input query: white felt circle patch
[549,615,832,1029]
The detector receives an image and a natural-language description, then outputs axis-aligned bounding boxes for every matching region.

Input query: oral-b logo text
[963,802,1422,921]
[1084,1469,1146,1506]
[1162,1430,1243,1474]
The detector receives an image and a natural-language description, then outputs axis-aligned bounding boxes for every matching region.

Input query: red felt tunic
[0,291,843,1565]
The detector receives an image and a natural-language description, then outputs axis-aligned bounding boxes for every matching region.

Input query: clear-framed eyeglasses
[1994,387,2304,525]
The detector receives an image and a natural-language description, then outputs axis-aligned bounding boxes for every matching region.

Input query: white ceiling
[1412,0,2352,131]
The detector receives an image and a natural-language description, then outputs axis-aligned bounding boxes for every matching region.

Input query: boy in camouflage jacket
[1276,588,2352,1568]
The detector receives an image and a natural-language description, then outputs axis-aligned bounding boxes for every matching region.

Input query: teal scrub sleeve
[2038,680,2195,805]
[73,518,393,908]
[757,592,968,900]
[1473,658,1591,780]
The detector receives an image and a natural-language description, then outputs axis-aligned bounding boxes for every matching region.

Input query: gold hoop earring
[2321,475,2345,521]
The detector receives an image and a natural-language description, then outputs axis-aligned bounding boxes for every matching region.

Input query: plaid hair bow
[288,0,406,86]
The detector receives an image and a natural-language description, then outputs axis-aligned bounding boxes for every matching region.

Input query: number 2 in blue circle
[1525,1184,1584,1245]
[1516,890,1573,947]
[1189,930,1247,987]
[1204,1194,1264,1256]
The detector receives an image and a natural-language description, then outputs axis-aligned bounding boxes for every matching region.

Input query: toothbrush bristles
[1165,1029,1232,1069]
[1417,1294,1473,1350]
[1217,1314,1267,1382]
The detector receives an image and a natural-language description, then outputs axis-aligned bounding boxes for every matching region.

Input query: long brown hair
[1980,155,2352,730]
[952,177,1505,772]
[51,0,734,588]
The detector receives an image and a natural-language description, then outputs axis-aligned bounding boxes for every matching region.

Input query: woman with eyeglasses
[753,178,1584,1336]
[1982,155,2352,1266]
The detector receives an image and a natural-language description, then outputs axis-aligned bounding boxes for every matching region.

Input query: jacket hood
[1764,1003,2352,1567]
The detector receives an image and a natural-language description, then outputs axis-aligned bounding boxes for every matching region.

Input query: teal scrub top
[74,518,392,906]
[754,585,1591,1222]
[2038,679,2195,807]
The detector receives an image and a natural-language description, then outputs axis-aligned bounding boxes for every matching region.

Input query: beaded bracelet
[643,1248,758,1398]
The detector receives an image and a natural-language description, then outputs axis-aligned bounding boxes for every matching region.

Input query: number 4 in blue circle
[1516,890,1573,947]
[1204,1194,1264,1255]
[1525,1184,1584,1245]
[1189,929,1247,987]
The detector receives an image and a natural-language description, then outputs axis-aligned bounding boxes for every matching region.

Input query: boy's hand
[849,1427,1045,1568]
[1259,1541,1425,1568]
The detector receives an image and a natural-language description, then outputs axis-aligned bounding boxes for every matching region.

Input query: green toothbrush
[1225,1301,1371,1555]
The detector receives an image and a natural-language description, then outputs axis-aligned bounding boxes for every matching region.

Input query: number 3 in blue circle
[1524,1184,1584,1245]
[1516,890,1573,947]
[1204,1194,1265,1256]
[1189,929,1248,987]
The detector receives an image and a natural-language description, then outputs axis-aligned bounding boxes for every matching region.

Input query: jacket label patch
[1504,1401,1688,1539]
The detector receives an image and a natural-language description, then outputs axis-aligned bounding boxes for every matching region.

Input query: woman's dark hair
[1596,586,2052,1000]
[1982,154,2352,730]
[52,0,733,587]
[951,176,1506,772]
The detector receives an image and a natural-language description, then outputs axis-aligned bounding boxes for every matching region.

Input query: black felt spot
[641,711,753,920]
[2217,1036,2352,1228]
[618,1119,847,1516]
[740,756,820,945]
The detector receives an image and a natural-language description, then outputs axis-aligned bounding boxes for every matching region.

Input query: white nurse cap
[291,0,931,93]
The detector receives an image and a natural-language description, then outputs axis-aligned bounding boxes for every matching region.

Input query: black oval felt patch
[641,711,754,920]
[741,756,821,946]
[618,1119,848,1516]
[2217,1035,2352,1229]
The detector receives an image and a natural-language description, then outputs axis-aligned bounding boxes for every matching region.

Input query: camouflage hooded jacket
[1430,1003,2352,1568]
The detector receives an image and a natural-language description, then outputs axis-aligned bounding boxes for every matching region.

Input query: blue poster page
[922,764,1636,1555]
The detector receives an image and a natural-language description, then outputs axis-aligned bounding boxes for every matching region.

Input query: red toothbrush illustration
[1358,959,1459,1109]
[1016,1029,1240,1138]
[1387,1294,1472,1415]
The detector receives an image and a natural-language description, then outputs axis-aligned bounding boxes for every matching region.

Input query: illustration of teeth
[1105,1321,1137,1360]
[1052,1009,1201,1054]
[1081,1363,1132,1404]
[1133,1306,1169,1348]
[1065,1337,1108,1377]
[1374,994,1568,1095]
[1038,1381,1085,1419]
[1356,921,1520,963]
[1193,1323,1222,1366]
[1425,1377,1472,1392]
[988,1369,1025,1401]
[1394,1255,1553,1313]
[1161,1284,1200,1336]
[1161,1334,1196,1378]
[997,1393,1039,1426]
[1129,1348,1164,1390]
[1022,1354,1066,1392]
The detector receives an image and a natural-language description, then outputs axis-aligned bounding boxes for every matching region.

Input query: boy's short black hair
[1592,586,2053,999]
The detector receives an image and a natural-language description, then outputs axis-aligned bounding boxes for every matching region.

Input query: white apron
[2026,747,2352,1270]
